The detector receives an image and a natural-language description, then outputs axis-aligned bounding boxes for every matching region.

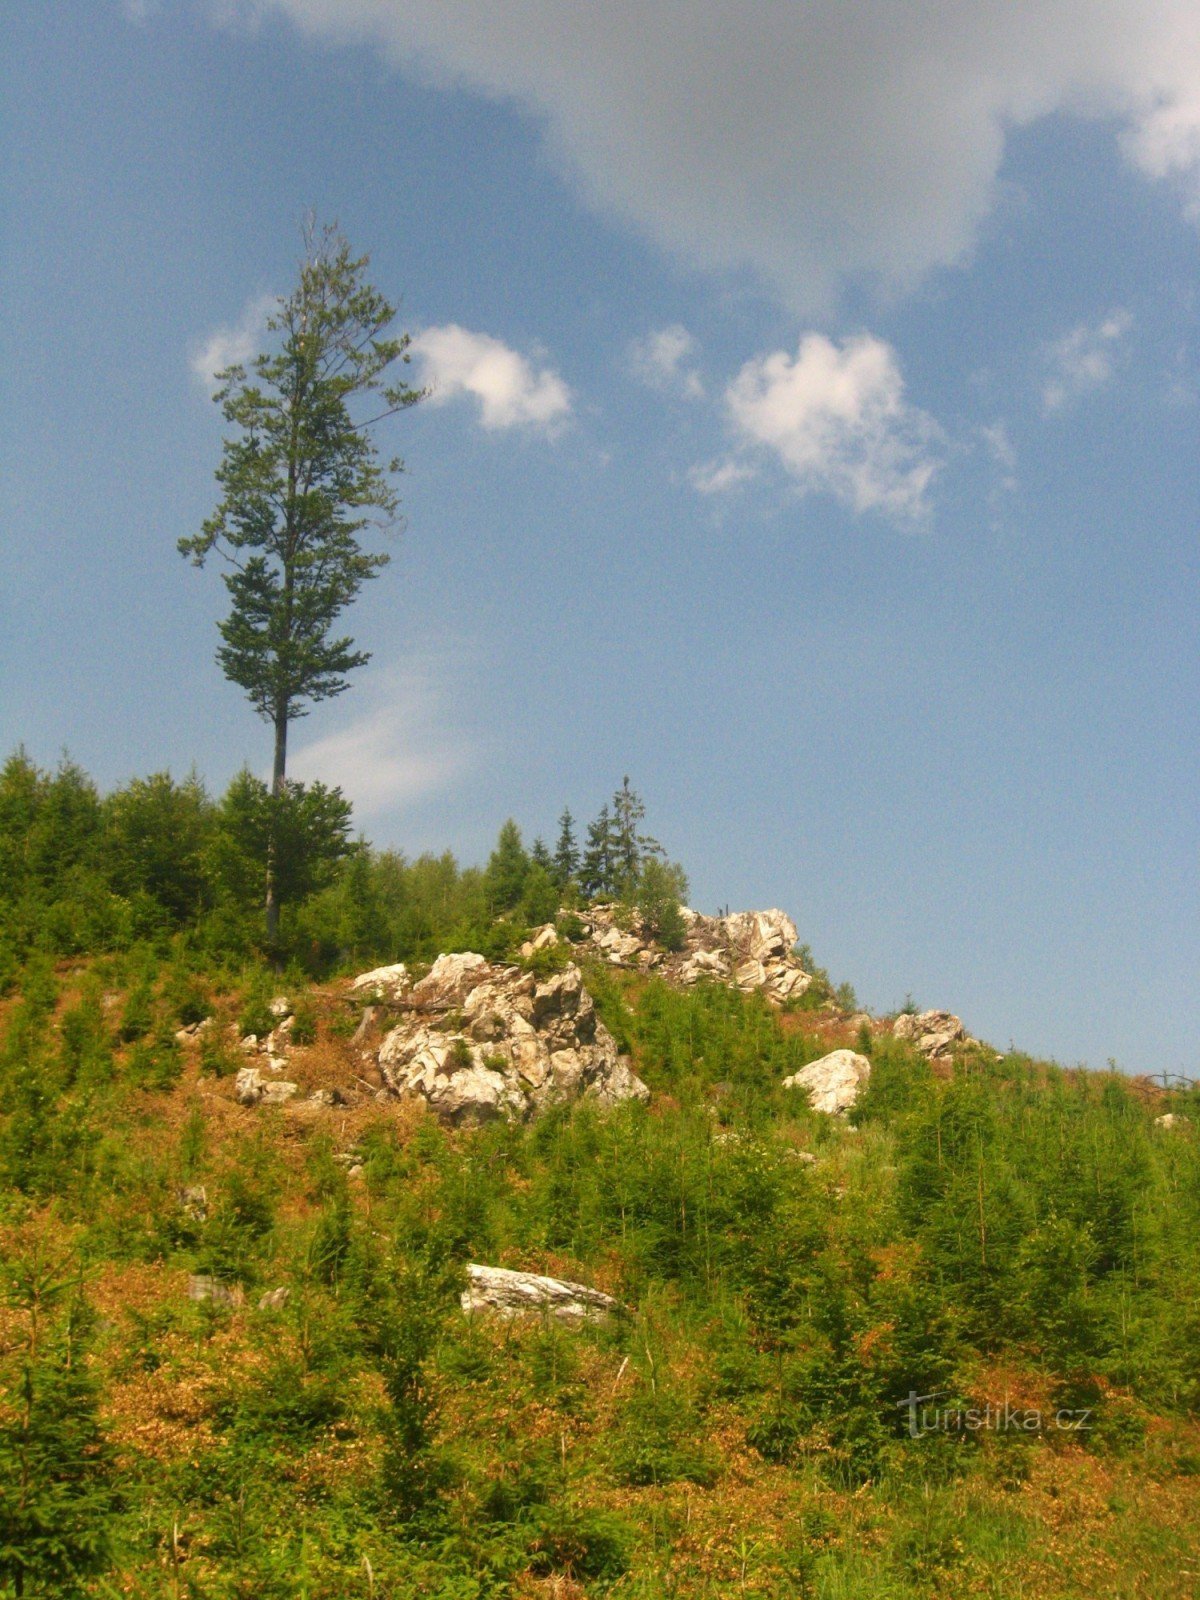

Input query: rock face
[783,1049,871,1115]
[461,1263,622,1325]
[375,957,648,1126]
[563,905,812,1005]
[892,1010,972,1060]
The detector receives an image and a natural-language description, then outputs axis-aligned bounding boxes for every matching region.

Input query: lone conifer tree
[180,220,423,940]
[553,807,579,888]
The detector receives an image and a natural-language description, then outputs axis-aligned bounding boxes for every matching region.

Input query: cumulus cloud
[225,2,1200,306]
[1042,309,1132,412]
[722,333,941,519]
[189,292,276,393]
[629,325,704,399]
[289,654,473,817]
[411,323,572,432]
[1122,90,1200,216]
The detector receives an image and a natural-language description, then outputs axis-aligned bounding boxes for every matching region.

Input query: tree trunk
[265,706,288,948]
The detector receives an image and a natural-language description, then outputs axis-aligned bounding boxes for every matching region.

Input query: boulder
[1155,1112,1189,1129]
[518,925,560,958]
[409,951,490,1009]
[235,1067,298,1107]
[257,1286,291,1312]
[268,996,292,1019]
[461,1263,623,1325]
[893,1010,970,1059]
[188,1274,244,1309]
[350,962,410,1000]
[174,1017,212,1045]
[783,1049,871,1115]
[376,956,648,1126]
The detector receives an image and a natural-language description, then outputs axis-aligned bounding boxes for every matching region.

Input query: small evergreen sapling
[0,1248,116,1597]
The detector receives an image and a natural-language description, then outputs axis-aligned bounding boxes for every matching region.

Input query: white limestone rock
[783,1049,872,1116]
[518,925,560,958]
[892,1010,972,1059]
[582,902,812,1006]
[377,956,647,1126]
[350,962,411,1001]
[235,1067,298,1108]
[461,1263,622,1325]
[408,951,490,1009]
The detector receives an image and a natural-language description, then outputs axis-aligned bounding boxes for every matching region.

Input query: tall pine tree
[180,220,423,942]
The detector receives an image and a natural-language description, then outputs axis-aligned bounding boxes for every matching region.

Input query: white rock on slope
[573,904,813,1006]
[375,957,648,1126]
[783,1049,871,1115]
[350,962,410,1000]
[892,1009,972,1059]
[461,1263,623,1325]
[235,1067,298,1107]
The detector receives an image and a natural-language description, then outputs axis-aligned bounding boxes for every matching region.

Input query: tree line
[0,750,688,979]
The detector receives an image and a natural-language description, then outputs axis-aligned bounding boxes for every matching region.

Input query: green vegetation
[0,753,1198,1596]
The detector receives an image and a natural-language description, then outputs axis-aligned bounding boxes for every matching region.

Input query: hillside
[1,759,1199,1597]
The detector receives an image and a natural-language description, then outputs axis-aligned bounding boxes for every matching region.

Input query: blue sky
[3,1,1199,1073]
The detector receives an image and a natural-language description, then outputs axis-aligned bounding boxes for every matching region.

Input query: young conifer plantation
[0,749,1198,1598]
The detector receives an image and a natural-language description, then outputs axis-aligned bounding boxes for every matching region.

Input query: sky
[3,1,1199,1074]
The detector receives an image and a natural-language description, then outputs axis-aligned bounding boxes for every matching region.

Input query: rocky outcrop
[892,1009,973,1060]
[783,1049,871,1115]
[375,957,648,1126]
[559,904,813,1005]
[461,1263,623,1325]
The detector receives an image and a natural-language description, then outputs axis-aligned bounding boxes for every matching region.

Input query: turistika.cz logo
[897,1391,1092,1439]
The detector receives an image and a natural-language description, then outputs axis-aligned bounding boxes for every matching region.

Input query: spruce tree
[580,804,615,900]
[485,820,530,913]
[180,220,423,942]
[0,1252,116,1597]
[553,807,579,888]
[610,777,661,896]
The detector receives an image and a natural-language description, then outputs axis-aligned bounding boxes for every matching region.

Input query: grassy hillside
[1,757,1198,1597]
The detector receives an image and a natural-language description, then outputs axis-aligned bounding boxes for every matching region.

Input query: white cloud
[189,293,276,394]
[980,420,1018,491]
[289,655,473,818]
[411,323,572,432]
[227,2,1200,307]
[630,325,704,399]
[1122,90,1200,216]
[722,332,941,520]
[688,457,756,495]
[1042,309,1132,412]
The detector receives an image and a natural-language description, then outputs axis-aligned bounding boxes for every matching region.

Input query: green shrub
[528,1504,632,1584]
